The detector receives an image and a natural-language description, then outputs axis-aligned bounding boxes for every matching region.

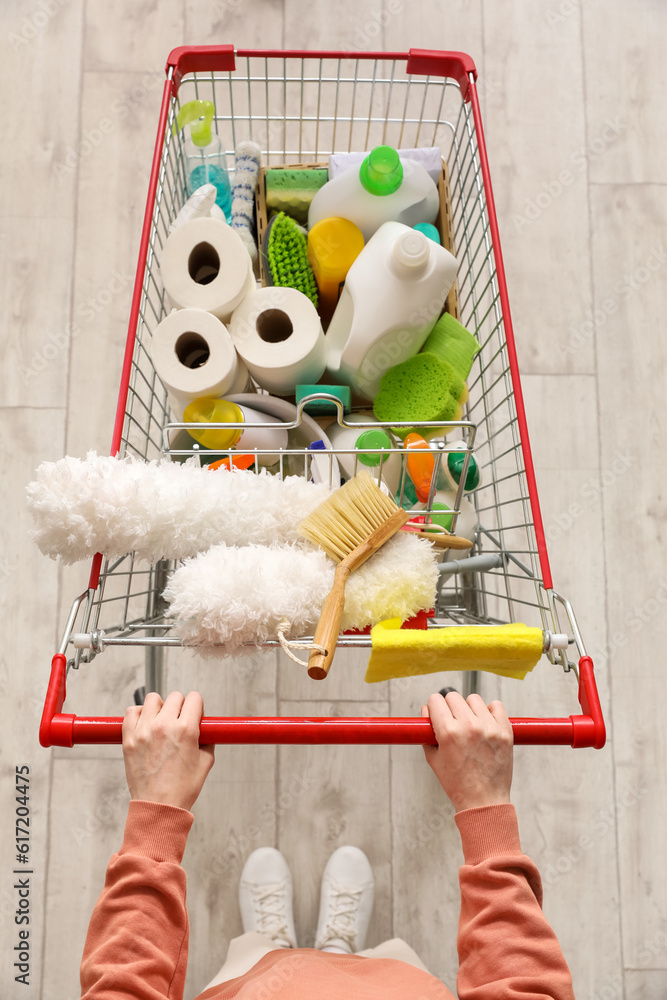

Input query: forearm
[80,801,193,1000]
[455,805,574,1000]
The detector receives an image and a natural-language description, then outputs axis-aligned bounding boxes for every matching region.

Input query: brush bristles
[298,472,401,561]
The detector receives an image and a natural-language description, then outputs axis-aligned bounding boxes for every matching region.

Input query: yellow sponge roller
[365,619,544,683]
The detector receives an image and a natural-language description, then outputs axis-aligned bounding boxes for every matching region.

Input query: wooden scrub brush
[298,472,410,679]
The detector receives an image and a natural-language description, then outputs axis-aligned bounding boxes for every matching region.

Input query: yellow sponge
[365,619,544,683]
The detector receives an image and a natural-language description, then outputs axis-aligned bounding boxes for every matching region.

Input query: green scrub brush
[261,212,318,308]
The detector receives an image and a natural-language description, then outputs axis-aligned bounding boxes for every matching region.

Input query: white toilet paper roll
[229,287,326,395]
[151,308,248,420]
[160,217,255,321]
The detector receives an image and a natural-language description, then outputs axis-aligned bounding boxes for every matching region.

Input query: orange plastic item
[404,432,435,502]
[207,454,256,471]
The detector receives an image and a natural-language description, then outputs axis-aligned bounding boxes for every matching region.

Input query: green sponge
[262,213,318,308]
[422,314,481,380]
[373,353,465,440]
[265,168,329,225]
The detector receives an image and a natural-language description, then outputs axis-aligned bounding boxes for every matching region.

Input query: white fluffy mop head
[163,531,438,655]
[26,452,330,564]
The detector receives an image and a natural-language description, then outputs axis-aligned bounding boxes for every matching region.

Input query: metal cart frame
[39,46,605,750]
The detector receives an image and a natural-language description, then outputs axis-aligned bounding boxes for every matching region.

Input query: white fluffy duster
[26,453,330,564]
[163,532,439,654]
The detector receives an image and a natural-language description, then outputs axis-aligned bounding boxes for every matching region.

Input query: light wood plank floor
[3,2,666,997]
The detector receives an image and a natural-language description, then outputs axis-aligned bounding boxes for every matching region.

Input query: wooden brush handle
[410,530,473,550]
[308,563,351,680]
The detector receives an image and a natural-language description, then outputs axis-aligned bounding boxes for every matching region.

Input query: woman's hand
[421,692,513,812]
[122,690,215,811]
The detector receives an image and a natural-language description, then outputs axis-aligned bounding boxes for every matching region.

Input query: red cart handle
[40,653,605,749]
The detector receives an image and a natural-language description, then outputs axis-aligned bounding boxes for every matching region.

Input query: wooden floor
[3,2,667,998]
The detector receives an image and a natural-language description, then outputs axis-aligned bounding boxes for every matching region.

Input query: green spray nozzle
[175,100,216,147]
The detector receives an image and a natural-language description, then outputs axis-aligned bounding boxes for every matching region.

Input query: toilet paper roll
[229,287,326,395]
[151,308,248,420]
[160,217,255,321]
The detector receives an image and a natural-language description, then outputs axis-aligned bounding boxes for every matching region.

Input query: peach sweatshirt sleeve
[79,800,194,1000]
[455,804,574,999]
[79,800,574,1000]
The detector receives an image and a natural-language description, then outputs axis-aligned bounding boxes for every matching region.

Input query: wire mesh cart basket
[40,46,605,750]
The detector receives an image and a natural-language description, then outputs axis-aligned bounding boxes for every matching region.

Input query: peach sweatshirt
[80,800,574,999]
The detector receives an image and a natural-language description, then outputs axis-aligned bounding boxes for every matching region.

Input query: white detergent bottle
[326,412,403,494]
[326,221,458,400]
[308,145,439,241]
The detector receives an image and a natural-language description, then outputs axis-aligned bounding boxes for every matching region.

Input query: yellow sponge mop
[365,619,544,683]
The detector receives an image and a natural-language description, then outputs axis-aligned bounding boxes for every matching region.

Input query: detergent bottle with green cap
[308,144,439,241]
[176,100,232,221]
[326,412,402,494]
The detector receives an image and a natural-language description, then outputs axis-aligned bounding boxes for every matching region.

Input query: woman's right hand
[421,692,513,813]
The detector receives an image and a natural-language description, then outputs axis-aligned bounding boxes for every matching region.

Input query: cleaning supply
[328,147,443,185]
[230,286,325,395]
[325,413,402,495]
[372,353,467,439]
[433,438,481,493]
[26,456,333,564]
[326,221,458,399]
[401,520,472,550]
[176,100,232,220]
[413,222,441,244]
[404,432,437,502]
[265,168,329,225]
[307,217,364,323]
[421,313,481,380]
[262,212,318,307]
[169,184,225,233]
[183,397,288,465]
[160,217,255,321]
[296,384,352,416]
[415,494,478,548]
[231,141,262,261]
[162,530,438,654]
[309,145,440,241]
[298,472,411,678]
[364,621,562,682]
[150,307,248,420]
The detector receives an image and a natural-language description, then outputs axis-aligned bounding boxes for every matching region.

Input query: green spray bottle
[176,100,232,221]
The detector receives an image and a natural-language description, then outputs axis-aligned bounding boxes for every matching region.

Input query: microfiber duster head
[422,313,481,381]
[263,212,319,308]
[373,353,465,439]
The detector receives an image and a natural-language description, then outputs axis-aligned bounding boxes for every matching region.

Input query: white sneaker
[239,848,297,949]
[314,846,375,953]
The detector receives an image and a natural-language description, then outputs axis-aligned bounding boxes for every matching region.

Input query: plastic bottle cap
[447,451,480,491]
[413,222,441,244]
[393,230,429,271]
[176,100,215,148]
[359,145,403,196]
[183,398,243,449]
[355,429,392,467]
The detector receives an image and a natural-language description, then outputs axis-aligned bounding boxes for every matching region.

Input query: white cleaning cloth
[163,532,438,654]
[26,453,330,564]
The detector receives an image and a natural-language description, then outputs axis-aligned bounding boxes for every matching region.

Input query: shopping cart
[39,46,605,750]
